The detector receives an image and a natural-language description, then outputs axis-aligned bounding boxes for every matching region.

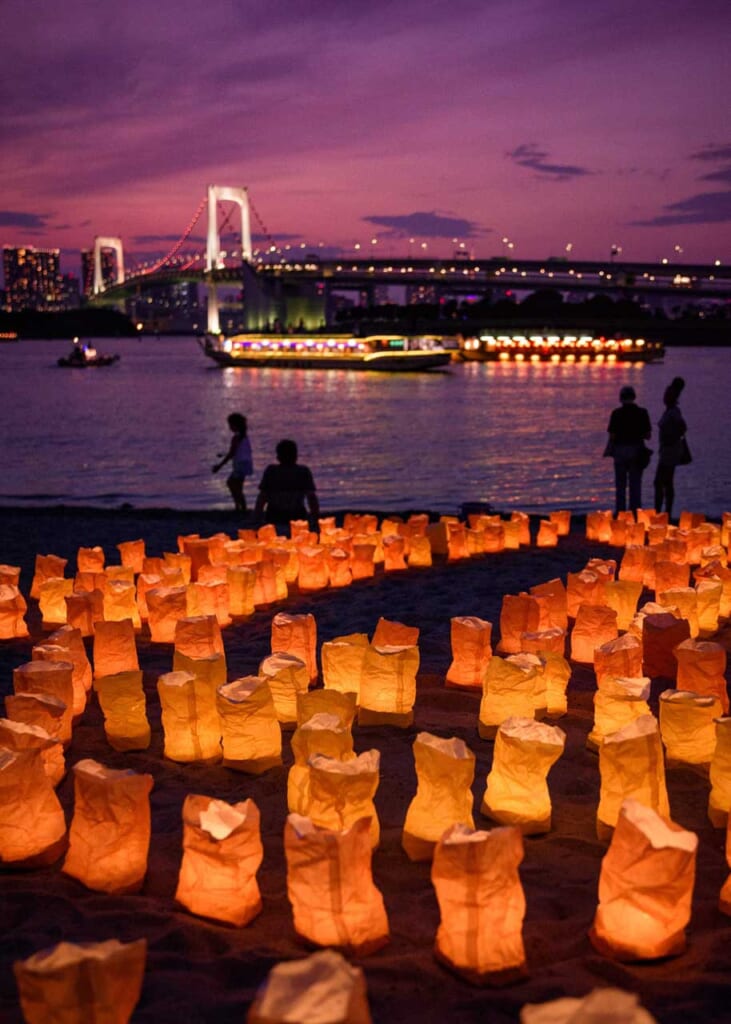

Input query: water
[1,337,729,517]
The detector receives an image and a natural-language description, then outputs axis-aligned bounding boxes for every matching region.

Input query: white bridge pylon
[206,184,252,270]
[93,236,125,295]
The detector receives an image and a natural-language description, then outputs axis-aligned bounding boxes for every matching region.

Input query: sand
[0,506,730,1023]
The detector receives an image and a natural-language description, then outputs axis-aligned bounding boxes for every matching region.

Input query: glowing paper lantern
[446,522,469,562]
[246,949,371,1024]
[284,814,389,955]
[227,564,257,615]
[272,612,318,683]
[298,545,329,592]
[77,546,105,573]
[536,521,558,547]
[321,633,369,699]
[0,748,66,866]
[297,689,357,729]
[175,794,263,926]
[530,578,568,631]
[587,676,651,751]
[498,593,547,655]
[641,611,691,679]
[482,523,505,552]
[383,534,408,570]
[402,733,475,860]
[0,584,29,639]
[566,571,604,619]
[74,571,107,598]
[197,562,228,585]
[657,586,699,638]
[174,614,224,660]
[351,541,376,579]
[106,566,135,585]
[431,823,526,985]
[306,750,380,847]
[187,578,231,627]
[372,616,419,647]
[597,715,669,839]
[115,538,145,574]
[4,691,66,742]
[146,585,188,642]
[478,654,537,738]
[13,660,74,744]
[0,564,20,587]
[38,577,73,627]
[182,536,213,581]
[619,546,651,586]
[93,618,139,678]
[659,689,720,764]
[94,671,150,751]
[407,534,433,567]
[158,665,222,763]
[511,510,531,546]
[534,651,571,717]
[520,627,565,657]
[503,518,521,550]
[654,559,690,594]
[674,638,728,712]
[549,509,571,536]
[609,519,627,547]
[259,652,310,726]
[62,759,152,892]
[217,676,282,773]
[446,616,493,690]
[327,547,352,587]
[709,718,731,827]
[586,510,612,542]
[695,561,731,617]
[288,712,355,815]
[65,588,104,636]
[481,717,565,833]
[253,557,281,605]
[46,624,93,707]
[31,553,67,600]
[696,578,722,633]
[358,644,418,727]
[164,550,192,583]
[0,717,65,787]
[604,579,643,631]
[570,604,618,664]
[14,938,147,1024]
[720,817,731,915]
[590,799,697,960]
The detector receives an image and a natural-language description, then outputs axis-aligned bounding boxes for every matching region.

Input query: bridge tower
[205,185,252,334]
[93,237,125,295]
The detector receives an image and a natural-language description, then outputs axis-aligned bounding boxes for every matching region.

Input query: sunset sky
[2,0,730,277]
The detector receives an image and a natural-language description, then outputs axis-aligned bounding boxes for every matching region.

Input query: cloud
[507,144,592,181]
[630,191,731,227]
[690,144,731,163]
[362,211,485,239]
[699,167,731,184]
[0,211,50,228]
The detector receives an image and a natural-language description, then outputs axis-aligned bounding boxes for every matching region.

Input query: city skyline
[2,0,731,278]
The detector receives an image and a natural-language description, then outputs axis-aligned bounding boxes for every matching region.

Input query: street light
[610,244,622,262]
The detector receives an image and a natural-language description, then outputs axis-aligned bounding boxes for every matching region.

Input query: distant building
[2,246,63,312]
[60,273,81,309]
[406,283,437,305]
[131,281,203,333]
[81,249,117,297]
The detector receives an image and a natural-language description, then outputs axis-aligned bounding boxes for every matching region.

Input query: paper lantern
[62,760,152,893]
[482,523,505,553]
[32,637,91,718]
[326,546,352,587]
[648,523,668,546]
[709,718,731,827]
[306,750,380,847]
[603,579,643,631]
[446,521,469,562]
[297,689,357,729]
[478,654,537,738]
[549,509,571,536]
[530,578,568,631]
[696,578,722,633]
[695,561,731,617]
[403,733,475,860]
[587,676,651,751]
[533,651,571,718]
[371,616,418,647]
[38,577,73,627]
[609,519,628,547]
[0,562,20,587]
[498,593,547,655]
[594,633,644,690]
[106,565,135,586]
[0,718,65,787]
[227,564,256,616]
[358,644,418,727]
[259,652,310,726]
[289,712,355,815]
[272,611,318,683]
[265,541,300,584]
[217,676,282,773]
[252,557,280,606]
[381,533,406,570]
[659,689,720,764]
[510,511,530,546]
[321,633,369,699]
[74,570,108,597]
[197,562,228,585]
[175,794,263,926]
[14,938,147,1024]
[536,520,558,547]
[351,541,377,579]
[446,616,493,690]
[597,715,669,839]
[115,538,145,574]
[481,717,565,834]
[4,691,66,742]
[182,536,213,581]
[247,949,371,1024]
[0,748,66,866]
[142,555,166,576]
[284,814,389,955]
[0,584,29,639]
[407,534,433,567]
[77,546,105,573]
[187,578,231,627]
[94,670,150,751]
[674,638,728,712]
[586,510,612,542]
[146,585,188,642]
[566,570,605,618]
[520,627,565,657]
[641,611,690,679]
[431,823,526,985]
[520,987,657,1024]
[158,664,222,763]
[570,604,618,664]
[174,613,224,659]
[657,586,699,638]
[590,798,697,960]
[93,618,139,678]
[502,518,521,550]
[654,559,690,593]
[720,816,731,915]
[507,652,547,717]
[30,553,68,600]
[465,527,484,556]
[586,556,618,581]
[618,546,650,586]
[163,550,192,583]
[297,545,329,592]
[13,660,74,744]
[65,587,104,636]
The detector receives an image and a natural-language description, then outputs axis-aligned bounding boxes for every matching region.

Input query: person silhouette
[254,439,319,529]
[654,377,688,519]
[212,413,253,512]
[606,385,651,514]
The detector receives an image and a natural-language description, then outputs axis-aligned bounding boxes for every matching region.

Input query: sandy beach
[1,506,730,1023]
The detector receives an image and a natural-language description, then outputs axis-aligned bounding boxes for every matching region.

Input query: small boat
[57,340,120,368]
[200,333,452,372]
[457,332,664,364]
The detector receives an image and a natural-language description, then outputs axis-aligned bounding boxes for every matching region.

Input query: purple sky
[2,0,731,276]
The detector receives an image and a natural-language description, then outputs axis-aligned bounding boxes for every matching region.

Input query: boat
[200,333,452,371]
[57,340,120,368]
[457,332,664,364]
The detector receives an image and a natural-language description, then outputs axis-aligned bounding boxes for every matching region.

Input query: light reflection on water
[1,337,729,516]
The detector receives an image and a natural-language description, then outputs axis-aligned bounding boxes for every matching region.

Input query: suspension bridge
[89,186,731,333]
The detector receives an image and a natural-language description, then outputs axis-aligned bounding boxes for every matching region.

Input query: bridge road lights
[501,237,514,259]
[610,244,622,262]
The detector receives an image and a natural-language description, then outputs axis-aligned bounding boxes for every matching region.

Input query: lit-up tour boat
[57,340,120,368]
[200,333,453,371]
[457,333,664,364]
